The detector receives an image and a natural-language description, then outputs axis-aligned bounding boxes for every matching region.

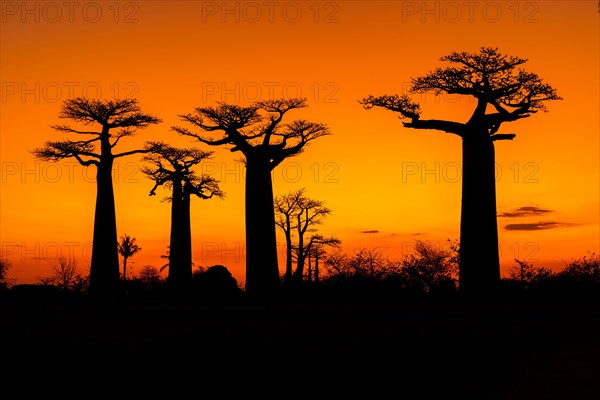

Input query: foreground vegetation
[2,242,598,304]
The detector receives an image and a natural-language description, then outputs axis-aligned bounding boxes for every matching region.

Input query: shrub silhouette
[192,265,243,302]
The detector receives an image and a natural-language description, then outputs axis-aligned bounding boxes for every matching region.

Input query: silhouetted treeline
[3,246,598,304]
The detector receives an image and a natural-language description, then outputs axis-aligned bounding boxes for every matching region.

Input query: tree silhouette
[400,240,458,294]
[138,265,163,291]
[118,234,142,281]
[173,98,330,297]
[274,189,335,285]
[274,188,305,284]
[32,98,161,298]
[142,142,223,291]
[51,257,81,291]
[0,256,12,290]
[360,47,561,295]
[307,236,341,283]
[292,196,333,284]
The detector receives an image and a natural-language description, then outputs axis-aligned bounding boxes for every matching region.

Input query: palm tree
[118,234,141,281]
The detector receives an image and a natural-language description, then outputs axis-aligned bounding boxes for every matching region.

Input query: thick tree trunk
[459,133,501,295]
[179,187,193,290]
[245,158,280,297]
[89,135,120,298]
[168,179,186,290]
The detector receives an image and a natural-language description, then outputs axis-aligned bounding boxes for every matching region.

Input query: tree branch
[403,119,465,135]
[114,148,150,158]
[490,134,517,141]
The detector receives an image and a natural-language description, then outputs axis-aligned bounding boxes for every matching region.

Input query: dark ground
[1,299,599,398]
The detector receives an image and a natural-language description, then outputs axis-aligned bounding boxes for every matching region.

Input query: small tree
[139,265,163,291]
[399,240,458,293]
[274,189,304,284]
[0,256,12,290]
[37,257,87,292]
[307,235,341,283]
[274,189,334,285]
[118,234,142,281]
[293,195,332,284]
[559,252,600,291]
[508,259,555,290]
[52,257,79,291]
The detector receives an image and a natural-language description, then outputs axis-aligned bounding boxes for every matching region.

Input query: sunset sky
[1,1,598,287]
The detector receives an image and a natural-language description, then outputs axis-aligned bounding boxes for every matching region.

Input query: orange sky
[1,1,599,286]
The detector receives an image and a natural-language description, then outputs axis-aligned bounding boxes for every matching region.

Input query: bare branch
[31,140,100,166]
[51,125,100,135]
[491,134,517,141]
[403,119,465,135]
[114,148,151,159]
[172,126,232,146]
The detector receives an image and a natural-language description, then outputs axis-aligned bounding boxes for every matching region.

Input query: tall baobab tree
[32,98,161,297]
[360,47,561,294]
[173,98,330,297]
[118,234,141,281]
[142,142,223,291]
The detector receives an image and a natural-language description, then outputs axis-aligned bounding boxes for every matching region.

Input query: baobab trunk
[245,157,280,296]
[168,179,185,290]
[89,135,120,297]
[179,187,193,290]
[459,133,501,294]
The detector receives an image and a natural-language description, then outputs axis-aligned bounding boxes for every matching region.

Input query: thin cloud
[504,221,575,231]
[361,230,380,234]
[498,206,553,218]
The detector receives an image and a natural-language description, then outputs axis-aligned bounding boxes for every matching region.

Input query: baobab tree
[274,189,336,285]
[142,142,223,291]
[173,98,330,297]
[360,47,561,294]
[292,195,333,284]
[32,98,161,297]
[118,234,141,281]
[274,188,305,284]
